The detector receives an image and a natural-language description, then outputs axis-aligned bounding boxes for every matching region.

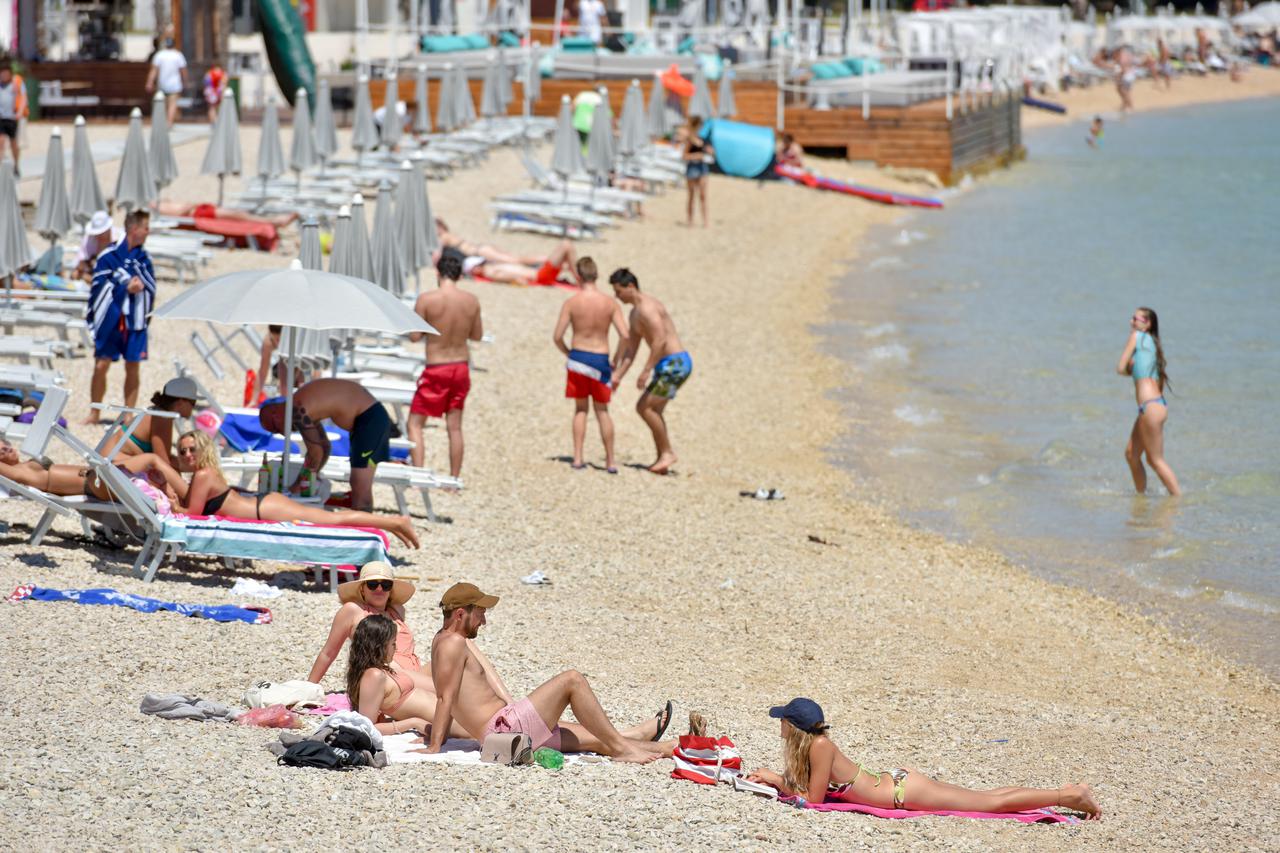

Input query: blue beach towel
[219,411,408,461]
[7,585,272,624]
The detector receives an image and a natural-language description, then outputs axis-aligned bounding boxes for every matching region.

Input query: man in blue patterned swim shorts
[608,268,693,476]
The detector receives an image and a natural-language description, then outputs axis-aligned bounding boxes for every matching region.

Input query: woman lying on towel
[0,439,186,502]
[172,431,420,548]
[745,698,1102,819]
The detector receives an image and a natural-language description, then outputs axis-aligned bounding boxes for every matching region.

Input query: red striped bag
[670,735,741,785]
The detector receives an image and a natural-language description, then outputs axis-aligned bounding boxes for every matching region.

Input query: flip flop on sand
[571,462,587,470]
[606,466,618,475]
[653,700,673,741]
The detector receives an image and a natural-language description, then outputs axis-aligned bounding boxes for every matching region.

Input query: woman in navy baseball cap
[746,698,1101,819]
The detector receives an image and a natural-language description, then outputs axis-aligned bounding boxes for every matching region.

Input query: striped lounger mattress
[160,516,390,567]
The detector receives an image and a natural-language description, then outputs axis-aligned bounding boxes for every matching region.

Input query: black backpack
[277,740,372,771]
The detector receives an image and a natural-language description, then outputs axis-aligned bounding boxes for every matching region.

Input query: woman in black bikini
[681,116,714,228]
[172,431,420,548]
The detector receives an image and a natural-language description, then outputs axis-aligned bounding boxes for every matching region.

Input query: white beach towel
[383,733,607,766]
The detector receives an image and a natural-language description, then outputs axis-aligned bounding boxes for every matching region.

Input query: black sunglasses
[364,579,394,592]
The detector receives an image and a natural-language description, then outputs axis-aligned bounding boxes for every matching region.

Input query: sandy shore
[1022,64,1280,130]
[2,107,1277,850]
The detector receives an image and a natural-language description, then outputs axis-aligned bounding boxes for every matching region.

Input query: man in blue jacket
[85,209,156,424]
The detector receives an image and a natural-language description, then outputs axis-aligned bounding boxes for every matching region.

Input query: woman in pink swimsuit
[347,614,439,735]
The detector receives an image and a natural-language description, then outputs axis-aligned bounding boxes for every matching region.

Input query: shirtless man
[552,257,629,472]
[436,217,580,287]
[407,253,482,477]
[257,378,393,511]
[426,582,673,762]
[610,268,693,475]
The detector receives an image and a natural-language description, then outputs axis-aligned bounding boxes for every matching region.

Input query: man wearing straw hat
[85,209,155,424]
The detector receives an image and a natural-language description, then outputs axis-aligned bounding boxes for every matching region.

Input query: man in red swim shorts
[408,254,483,477]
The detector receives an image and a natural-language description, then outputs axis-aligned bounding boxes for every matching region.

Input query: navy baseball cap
[768,697,825,733]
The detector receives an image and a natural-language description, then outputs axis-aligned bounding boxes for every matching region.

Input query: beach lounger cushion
[177,216,279,252]
[560,37,598,53]
[812,62,851,80]
[160,515,390,568]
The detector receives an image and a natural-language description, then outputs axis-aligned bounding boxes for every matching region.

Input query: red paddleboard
[776,164,943,209]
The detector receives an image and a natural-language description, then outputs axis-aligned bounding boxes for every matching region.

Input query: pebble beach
[3,81,1279,850]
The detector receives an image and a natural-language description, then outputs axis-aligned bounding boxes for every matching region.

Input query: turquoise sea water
[826,97,1280,676]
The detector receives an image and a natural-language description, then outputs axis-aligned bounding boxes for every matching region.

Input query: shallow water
[825,97,1280,676]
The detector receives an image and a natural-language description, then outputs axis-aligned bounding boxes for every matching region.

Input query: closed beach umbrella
[497,47,514,113]
[328,205,352,276]
[371,182,406,296]
[717,60,737,118]
[351,74,379,164]
[257,96,287,198]
[114,107,156,213]
[69,115,105,226]
[436,64,456,132]
[296,219,332,369]
[647,72,670,140]
[201,89,242,205]
[299,218,323,270]
[524,44,543,116]
[688,63,714,120]
[550,95,584,184]
[395,157,437,291]
[479,57,503,119]
[313,79,339,171]
[413,64,432,135]
[348,193,375,283]
[0,164,36,300]
[34,127,72,249]
[290,87,317,187]
[454,65,477,128]
[617,79,647,160]
[381,71,402,150]
[149,92,179,193]
[586,89,616,181]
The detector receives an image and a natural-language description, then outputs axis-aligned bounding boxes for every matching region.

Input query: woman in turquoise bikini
[746,698,1101,819]
[1116,307,1181,496]
[103,376,198,467]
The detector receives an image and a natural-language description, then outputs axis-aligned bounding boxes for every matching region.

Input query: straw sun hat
[338,561,417,607]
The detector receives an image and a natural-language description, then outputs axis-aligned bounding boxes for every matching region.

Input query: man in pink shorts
[425,582,675,760]
[408,254,482,477]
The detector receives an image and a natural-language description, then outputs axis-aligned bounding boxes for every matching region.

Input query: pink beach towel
[790,799,1079,824]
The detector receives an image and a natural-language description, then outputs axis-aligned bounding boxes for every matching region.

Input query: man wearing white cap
[73,211,123,284]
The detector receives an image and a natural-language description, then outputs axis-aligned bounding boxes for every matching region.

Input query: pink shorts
[483,697,563,751]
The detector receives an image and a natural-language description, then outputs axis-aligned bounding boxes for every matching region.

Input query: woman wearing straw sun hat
[307,562,428,689]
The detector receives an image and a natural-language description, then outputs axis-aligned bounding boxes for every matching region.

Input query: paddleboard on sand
[775,164,944,209]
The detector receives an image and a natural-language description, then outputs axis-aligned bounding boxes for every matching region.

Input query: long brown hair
[1137,306,1171,392]
[781,721,831,795]
[345,614,396,711]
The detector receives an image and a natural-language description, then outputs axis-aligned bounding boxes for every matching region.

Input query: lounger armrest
[91,403,180,419]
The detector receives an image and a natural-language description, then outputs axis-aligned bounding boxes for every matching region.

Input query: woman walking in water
[1116,307,1181,496]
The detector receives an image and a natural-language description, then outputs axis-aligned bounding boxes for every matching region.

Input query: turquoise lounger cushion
[678,36,696,54]
[560,36,597,52]
[811,62,846,80]
[842,57,884,75]
[498,31,521,47]
[462,33,489,49]
[422,34,468,52]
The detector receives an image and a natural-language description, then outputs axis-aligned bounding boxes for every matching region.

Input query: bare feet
[1059,783,1102,820]
[612,745,658,764]
[647,452,677,475]
[390,516,421,549]
[80,414,102,426]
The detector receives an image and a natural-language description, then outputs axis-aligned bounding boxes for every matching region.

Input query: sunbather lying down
[149,200,299,229]
[0,439,184,501]
[435,218,581,287]
[173,431,420,549]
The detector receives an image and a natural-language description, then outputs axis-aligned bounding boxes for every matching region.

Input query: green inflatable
[255,0,317,108]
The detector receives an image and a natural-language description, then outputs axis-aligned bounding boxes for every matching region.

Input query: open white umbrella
[201,89,242,206]
[34,127,72,253]
[114,107,156,213]
[550,94,584,196]
[412,64,432,135]
[436,64,457,132]
[381,71,402,151]
[290,87,317,189]
[257,96,287,201]
[153,260,434,484]
[0,164,36,304]
[717,60,737,118]
[617,79,647,161]
[371,181,407,296]
[348,193,376,283]
[313,79,339,174]
[689,63,714,120]
[395,157,437,292]
[351,74,379,165]
[647,71,670,140]
[149,92,180,194]
[69,115,106,226]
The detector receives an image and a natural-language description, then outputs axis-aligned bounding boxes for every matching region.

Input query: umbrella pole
[281,328,299,491]
[217,175,225,207]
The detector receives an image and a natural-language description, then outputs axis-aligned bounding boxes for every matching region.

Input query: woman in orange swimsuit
[746,698,1102,819]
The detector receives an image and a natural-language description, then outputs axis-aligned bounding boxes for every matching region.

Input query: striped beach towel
[160,515,390,568]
